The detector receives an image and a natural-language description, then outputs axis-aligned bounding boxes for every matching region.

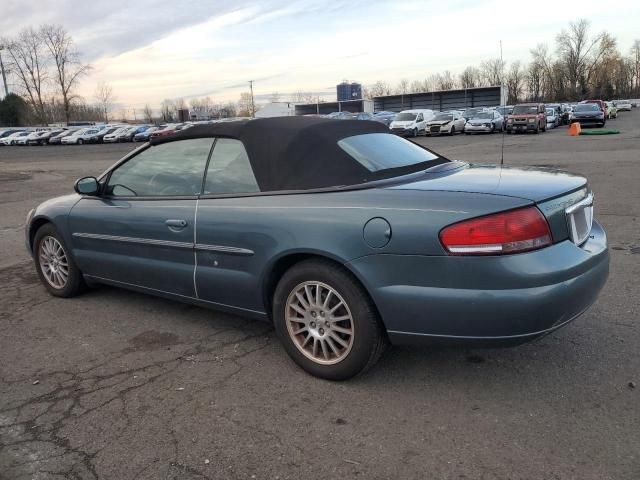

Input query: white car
[546,108,559,128]
[61,128,101,145]
[425,112,466,136]
[1,131,30,146]
[21,131,48,145]
[103,127,129,143]
[614,100,632,111]
[464,110,504,134]
[389,109,436,137]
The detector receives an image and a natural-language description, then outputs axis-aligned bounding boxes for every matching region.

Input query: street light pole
[0,45,9,98]
[248,80,255,118]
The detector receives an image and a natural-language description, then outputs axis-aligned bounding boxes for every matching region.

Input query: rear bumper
[347,220,609,345]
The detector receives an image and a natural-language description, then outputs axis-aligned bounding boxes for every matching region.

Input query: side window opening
[203,138,259,195]
[106,138,213,196]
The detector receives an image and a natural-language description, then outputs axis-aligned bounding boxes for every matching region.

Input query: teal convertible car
[26,117,609,379]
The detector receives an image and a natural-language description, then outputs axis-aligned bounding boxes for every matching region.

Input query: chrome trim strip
[565,192,594,214]
[72,232,192,249]
[72,232,254,256]
[194,243,254,256]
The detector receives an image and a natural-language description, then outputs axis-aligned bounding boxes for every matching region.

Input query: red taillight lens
[439,206,552,255]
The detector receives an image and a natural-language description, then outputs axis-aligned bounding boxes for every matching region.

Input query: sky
[2,0,639,114]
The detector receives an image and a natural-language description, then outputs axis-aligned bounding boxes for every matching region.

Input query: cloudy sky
[2,0,639,112]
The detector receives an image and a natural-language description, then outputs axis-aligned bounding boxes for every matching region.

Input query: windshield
[512,105,538,114]
[575,104,598,112]
[395,113,417,121]
[474,112,492,119]
[546,109,555,115]
[433,114,453,121]
[338,133,442,173]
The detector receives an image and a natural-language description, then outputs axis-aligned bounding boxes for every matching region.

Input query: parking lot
[1,112,639,479]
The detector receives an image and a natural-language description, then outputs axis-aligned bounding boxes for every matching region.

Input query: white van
[389,109,436,137]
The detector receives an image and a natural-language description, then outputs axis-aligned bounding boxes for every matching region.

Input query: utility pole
[248,80,255,118]
[0,45,9,98]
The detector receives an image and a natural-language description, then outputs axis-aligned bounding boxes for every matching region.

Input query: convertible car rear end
[25,117,608,380]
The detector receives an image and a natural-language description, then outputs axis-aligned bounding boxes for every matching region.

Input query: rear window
[337,133,441,173]
[575,104,598,112]
[395,113,417,121]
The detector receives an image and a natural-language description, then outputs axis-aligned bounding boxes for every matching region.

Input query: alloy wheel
[38,236,69,289]
[285,281,354,365]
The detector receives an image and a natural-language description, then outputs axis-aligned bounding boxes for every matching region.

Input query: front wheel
[449,126,455,136]
[273,260,386,380]
[78,139,84,145]
[412,128,418,138]
[33,224,85,297]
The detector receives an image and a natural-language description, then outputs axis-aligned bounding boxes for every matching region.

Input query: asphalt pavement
[0,113,638,479]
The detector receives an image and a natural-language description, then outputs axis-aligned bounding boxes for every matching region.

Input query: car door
[68,138,214,297]
[195,138,265,313]
[454,113,465,131]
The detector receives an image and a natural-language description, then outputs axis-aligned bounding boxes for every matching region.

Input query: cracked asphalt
[1,113,639,479]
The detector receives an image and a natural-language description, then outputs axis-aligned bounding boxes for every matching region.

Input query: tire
[273,259,387,380]
[533,125,539,134]
[33,223,85,298]
[412,128,418,138]
[490,124,495,133]
[542,122,546,132]
[449,126,455,136]
[78,139,84,145]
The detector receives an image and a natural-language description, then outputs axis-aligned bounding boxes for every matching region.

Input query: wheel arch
[28,216,53,253]
[261,250,382,325]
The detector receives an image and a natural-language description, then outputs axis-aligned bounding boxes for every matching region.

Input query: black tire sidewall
[273,260,383,381]
[33,224,84,297]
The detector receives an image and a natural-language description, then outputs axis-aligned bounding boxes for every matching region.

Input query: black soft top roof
[151,116,429,191]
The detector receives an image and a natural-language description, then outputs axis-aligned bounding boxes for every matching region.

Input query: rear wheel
[273,259,386,380]
[33,224,85,298]
[78,139,84,145]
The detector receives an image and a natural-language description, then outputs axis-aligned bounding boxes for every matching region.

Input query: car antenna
[500,40,505,167]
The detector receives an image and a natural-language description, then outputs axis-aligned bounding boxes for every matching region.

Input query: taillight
[439,206,552,255]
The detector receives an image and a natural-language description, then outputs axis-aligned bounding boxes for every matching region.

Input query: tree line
[365,20,640,104]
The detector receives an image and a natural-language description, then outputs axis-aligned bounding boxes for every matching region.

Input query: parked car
[150,124,185,139]
[93,127,121,143]
[581,100,608,118]
[103,127,128,143]
[494,106,514,119]
[25,117,609,380]
[325,112,353,120]
[546,108,559,128]
[425,112,466,136]
[613,100,632,111]
[17,131,40,145]
[133,126,161,142]
[118,126,149,142]
[465,110,504,134]
[605,101,618,119]
[351,112,375,121]
[506,103,547,133]
[372,111,396,127]
[27,129,65,145]
[0,128,25,140]
[1,131,30,145]
[61,128,101,145]
[48,130,76,145]
[389,109,436,137]
[571,103,606,127]
[462,107,489,120]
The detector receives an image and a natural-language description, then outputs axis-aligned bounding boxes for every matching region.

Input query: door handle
[165,219,188,229]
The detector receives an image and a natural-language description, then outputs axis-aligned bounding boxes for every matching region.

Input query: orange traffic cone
[568,122,581,136]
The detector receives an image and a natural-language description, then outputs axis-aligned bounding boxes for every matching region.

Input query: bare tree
[395,78,410,95]
[41,24,91,123]
[94,81,115,122]
[459,66,481,89]
[437,71,456,90]
[480,58,505,86]
[237,92,253,116]
[160,99,175,122]
[3,27,48,122]
[291,91,315,103]
[630,40,640,95]
[368,81,392,97]
[506,61,525,103]
[409,79,427,93]
[142,104,154,123]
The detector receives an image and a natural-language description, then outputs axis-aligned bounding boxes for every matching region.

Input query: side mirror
[74,176,100,196]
